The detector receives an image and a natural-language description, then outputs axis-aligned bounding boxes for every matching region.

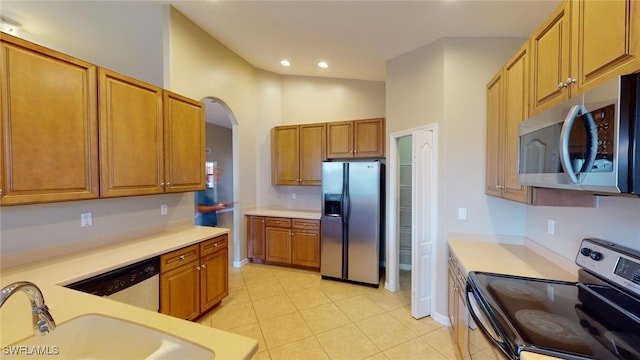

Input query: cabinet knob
[566,77,576,85]
[166,182,171,187]
[179,255,185,260]
[201,264,207,269]
[196,266,201,271]
[214,243,219,247]
[160,182,165,187]
[558,82,567,89]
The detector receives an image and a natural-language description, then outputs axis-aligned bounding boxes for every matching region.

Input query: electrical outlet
[81,213,92,227]
[547,219,555,235]
[292,193,297,200]
[160,204,168,215]
[457,208,467,221]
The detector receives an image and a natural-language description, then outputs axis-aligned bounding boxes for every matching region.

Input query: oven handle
[466,286,512,357]
[559,104,598,184]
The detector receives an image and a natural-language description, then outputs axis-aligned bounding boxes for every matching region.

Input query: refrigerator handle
[342,163,350,220]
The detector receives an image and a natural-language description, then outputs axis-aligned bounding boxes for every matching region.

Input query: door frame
[385,124,438,319]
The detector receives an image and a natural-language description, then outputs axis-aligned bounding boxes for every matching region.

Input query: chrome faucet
[0,281,56,335]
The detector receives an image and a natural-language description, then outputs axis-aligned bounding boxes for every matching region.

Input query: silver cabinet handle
[179,255,185,260]
[566,77,576,85]
[196,266,201,271]
[166,182,171,187]
[558,82,567,89]
[201,264,206,269]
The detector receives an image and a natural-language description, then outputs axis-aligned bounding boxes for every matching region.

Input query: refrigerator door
[321,162,346,279]
[346,161,381,285]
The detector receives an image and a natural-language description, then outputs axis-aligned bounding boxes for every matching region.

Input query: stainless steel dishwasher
[65,257,160,312]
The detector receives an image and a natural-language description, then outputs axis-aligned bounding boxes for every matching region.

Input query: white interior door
[411,128,434,319]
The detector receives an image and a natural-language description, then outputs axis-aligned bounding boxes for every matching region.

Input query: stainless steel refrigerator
[321,161,384,287]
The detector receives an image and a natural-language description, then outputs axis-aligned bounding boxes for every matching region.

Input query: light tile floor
[198,263,457,360]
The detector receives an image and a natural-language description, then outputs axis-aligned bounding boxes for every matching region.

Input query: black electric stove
[466,238,640,360]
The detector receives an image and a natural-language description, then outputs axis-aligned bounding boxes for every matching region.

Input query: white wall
[526,196,640,258]
[386,37,527,319]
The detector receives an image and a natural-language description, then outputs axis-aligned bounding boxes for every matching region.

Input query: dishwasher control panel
[66,257,159,297]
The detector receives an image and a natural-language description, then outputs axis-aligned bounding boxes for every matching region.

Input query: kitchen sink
[5,313,215,359]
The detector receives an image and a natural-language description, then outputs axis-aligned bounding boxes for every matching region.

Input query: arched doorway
[199,97,241,267]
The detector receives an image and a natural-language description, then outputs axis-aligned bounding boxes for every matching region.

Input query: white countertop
[448,239,577,281]
[0,225,258,359]
[244,207,321,220]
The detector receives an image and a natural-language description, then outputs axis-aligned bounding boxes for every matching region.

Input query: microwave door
[559,104,598,184]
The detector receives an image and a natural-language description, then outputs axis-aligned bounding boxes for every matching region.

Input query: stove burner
[515,309,590,346]
[490,280,546,301]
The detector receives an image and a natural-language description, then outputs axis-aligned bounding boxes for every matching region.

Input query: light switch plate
[547,219,555,235]
[160,204,168,215]
[81,213,92,227]
[457,208,467,221]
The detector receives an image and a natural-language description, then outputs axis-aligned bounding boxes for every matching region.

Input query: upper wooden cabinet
[271,123,325,186]
[571,0,640,90]
[486,44,532,204]
[99,69,205,197]
[163,91,206,193]
[99,68,164,197]
[485,71,504,199]
[327,118,385,159]
[0,34,99,205]
[530,0,571,114]
[0,34,205,205]
[530,0,640,115]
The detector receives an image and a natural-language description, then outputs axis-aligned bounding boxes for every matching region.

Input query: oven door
[467,288,513,360]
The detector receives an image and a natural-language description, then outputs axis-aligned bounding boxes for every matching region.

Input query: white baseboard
[233,258,249,268]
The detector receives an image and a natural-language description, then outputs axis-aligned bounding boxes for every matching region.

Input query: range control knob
[580,247,592,256]
[590,251,602,261]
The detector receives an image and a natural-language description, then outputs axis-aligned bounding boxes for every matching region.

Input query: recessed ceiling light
[318,61,329,69]
[280,59,291,67]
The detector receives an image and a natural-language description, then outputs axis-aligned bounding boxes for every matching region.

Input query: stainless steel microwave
[518,73,640,195]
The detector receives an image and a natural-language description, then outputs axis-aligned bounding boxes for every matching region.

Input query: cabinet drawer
[161,244,200,273]
[292,219,320,230]
[200,234,228,257]
[266,217,291,228]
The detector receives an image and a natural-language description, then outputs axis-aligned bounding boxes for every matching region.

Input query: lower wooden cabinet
[246,216,266,263]
[448,248,470,360]
[160,234,228,320]
[246,215,320,270]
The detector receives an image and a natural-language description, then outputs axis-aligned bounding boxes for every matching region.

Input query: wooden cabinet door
[455,270,469,359]
[160,261,200,320]
[291,229,320,268]
[0,34,99,205]
[326,121,353,159]
[299,123,325,185]
[571,0,640,92]
[502,45,531,203]
[266,227,291,264]
[485,70,504,198]
[530,0,571,115]
[163,91,205,193]
[271,126,299,185]
[99,68,164,197]
[447,256,457,337]
[246,216,266,262]
[200,248,228,312]
[354,118,385,158]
